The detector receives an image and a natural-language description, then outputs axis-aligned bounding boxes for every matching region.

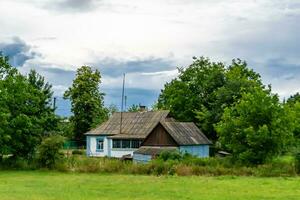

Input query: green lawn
[0,171,299,200]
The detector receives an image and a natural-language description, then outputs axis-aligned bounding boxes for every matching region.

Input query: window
[113,139,121,148]
[131,140,142,148]
[122,140,131,148]
[112,139,142,149]
[96,138,104,151]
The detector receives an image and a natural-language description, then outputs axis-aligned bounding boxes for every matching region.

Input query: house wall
[111,149,136,158]
[86,136,109,157]
[86,136,137,158]
[179,145,209,158]
[142,124,177,146]
[133,153,152,163]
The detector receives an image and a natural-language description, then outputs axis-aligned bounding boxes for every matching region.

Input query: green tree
[0,53,57,159]
[107,104,119,116]
[215,87,294,164]
[286,92,300,105]
[196,59,263,140]
[157,57,263,141]
[127,104,140,112]
[157,57,225,126]
[37,135,65,168]
[285,93,300,142]
[64,66,108,142]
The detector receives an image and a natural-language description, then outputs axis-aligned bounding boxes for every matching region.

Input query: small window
[96,139,104,151]
[122,140,131,148]
[113,139,121,148]
[131,140,142,148]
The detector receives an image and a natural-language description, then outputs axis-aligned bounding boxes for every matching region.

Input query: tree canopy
[64,66,108,142]
[157,57,263,141]
[0,53,57,159]
[215,87,294,164]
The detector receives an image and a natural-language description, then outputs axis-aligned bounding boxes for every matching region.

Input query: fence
[63,140,86,150]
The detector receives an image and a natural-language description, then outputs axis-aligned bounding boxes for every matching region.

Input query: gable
[142,123,178,146]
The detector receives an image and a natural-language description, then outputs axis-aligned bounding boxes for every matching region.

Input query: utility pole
[120,73,125,134]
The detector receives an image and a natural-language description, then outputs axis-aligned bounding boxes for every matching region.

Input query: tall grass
[1,153,298,177]
[51,154,298,177]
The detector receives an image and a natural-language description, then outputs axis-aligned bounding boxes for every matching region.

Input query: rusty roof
[160,122,212,145]
[85,110,169,137]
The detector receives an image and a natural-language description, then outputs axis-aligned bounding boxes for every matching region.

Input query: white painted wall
[86,136,138,158]
[86,136,109,157]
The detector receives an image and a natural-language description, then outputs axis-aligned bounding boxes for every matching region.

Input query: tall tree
[157,57,263,141]
[64,66,108,142]
[215,87,294,164]
[157,57,225,124]
[196,59,263,140]
[285,92,300,142]
[0,53,57,159]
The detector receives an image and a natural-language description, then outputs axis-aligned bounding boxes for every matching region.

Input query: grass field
[0,171,300,200]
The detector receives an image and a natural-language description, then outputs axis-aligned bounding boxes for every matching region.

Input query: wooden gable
[142,123,178,146]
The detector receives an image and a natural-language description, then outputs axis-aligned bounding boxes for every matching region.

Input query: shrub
[175,165,193,176]
[295,152,300,174]
[157,150,183,161]
[37,135,65,169]
[72,149,84,155]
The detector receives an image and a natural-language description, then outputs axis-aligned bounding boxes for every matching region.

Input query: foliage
[64,66,108,142]
[72,149,85,155]
[286,92,300,105]
[127,104,140,112]
[0,53,57,159]
[157,57,263,141]
[55,117,74,138]
[107,104,119,116]
[158,57,225,125]
[37,135,65,168]
[295,152,300,174]
[215,87,294,165]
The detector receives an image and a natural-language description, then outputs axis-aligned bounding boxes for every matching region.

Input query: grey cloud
[0,37,40,67]
[89,56,176,77]
[103,88,159,109]
[43,0,102,13]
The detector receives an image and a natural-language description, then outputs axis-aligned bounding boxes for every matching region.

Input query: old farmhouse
[85,110,211,161]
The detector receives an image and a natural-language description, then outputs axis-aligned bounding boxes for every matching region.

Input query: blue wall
[133,153,152,163]
[179,145,209,158]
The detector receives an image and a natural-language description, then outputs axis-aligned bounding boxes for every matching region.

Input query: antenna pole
[53,97,57,110]
[120,73,125,134]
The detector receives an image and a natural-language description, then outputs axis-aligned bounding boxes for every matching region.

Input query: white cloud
[0,0,299,104]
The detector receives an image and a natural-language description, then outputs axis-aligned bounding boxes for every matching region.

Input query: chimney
[139,105,146,112]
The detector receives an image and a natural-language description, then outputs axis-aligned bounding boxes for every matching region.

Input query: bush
[37,135,65,169]
[72,149,84,155]
[157,150,183,161]
[295,152,300,174]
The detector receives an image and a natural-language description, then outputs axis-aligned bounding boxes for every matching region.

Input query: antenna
[120,73,125,134]
[53,97,57,110]
[124,95,127,111]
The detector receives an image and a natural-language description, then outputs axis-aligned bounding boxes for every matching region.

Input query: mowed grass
[0,171,300,200]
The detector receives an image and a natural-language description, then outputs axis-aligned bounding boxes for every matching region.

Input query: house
[85,110,211,160]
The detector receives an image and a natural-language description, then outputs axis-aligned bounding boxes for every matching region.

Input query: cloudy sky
[0,0,299,116]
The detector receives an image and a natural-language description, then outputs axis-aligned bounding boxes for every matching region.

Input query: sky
[0,0,299,116]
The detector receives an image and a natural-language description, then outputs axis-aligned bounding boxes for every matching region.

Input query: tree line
[0,53,299,165]
[157,57,300,164]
